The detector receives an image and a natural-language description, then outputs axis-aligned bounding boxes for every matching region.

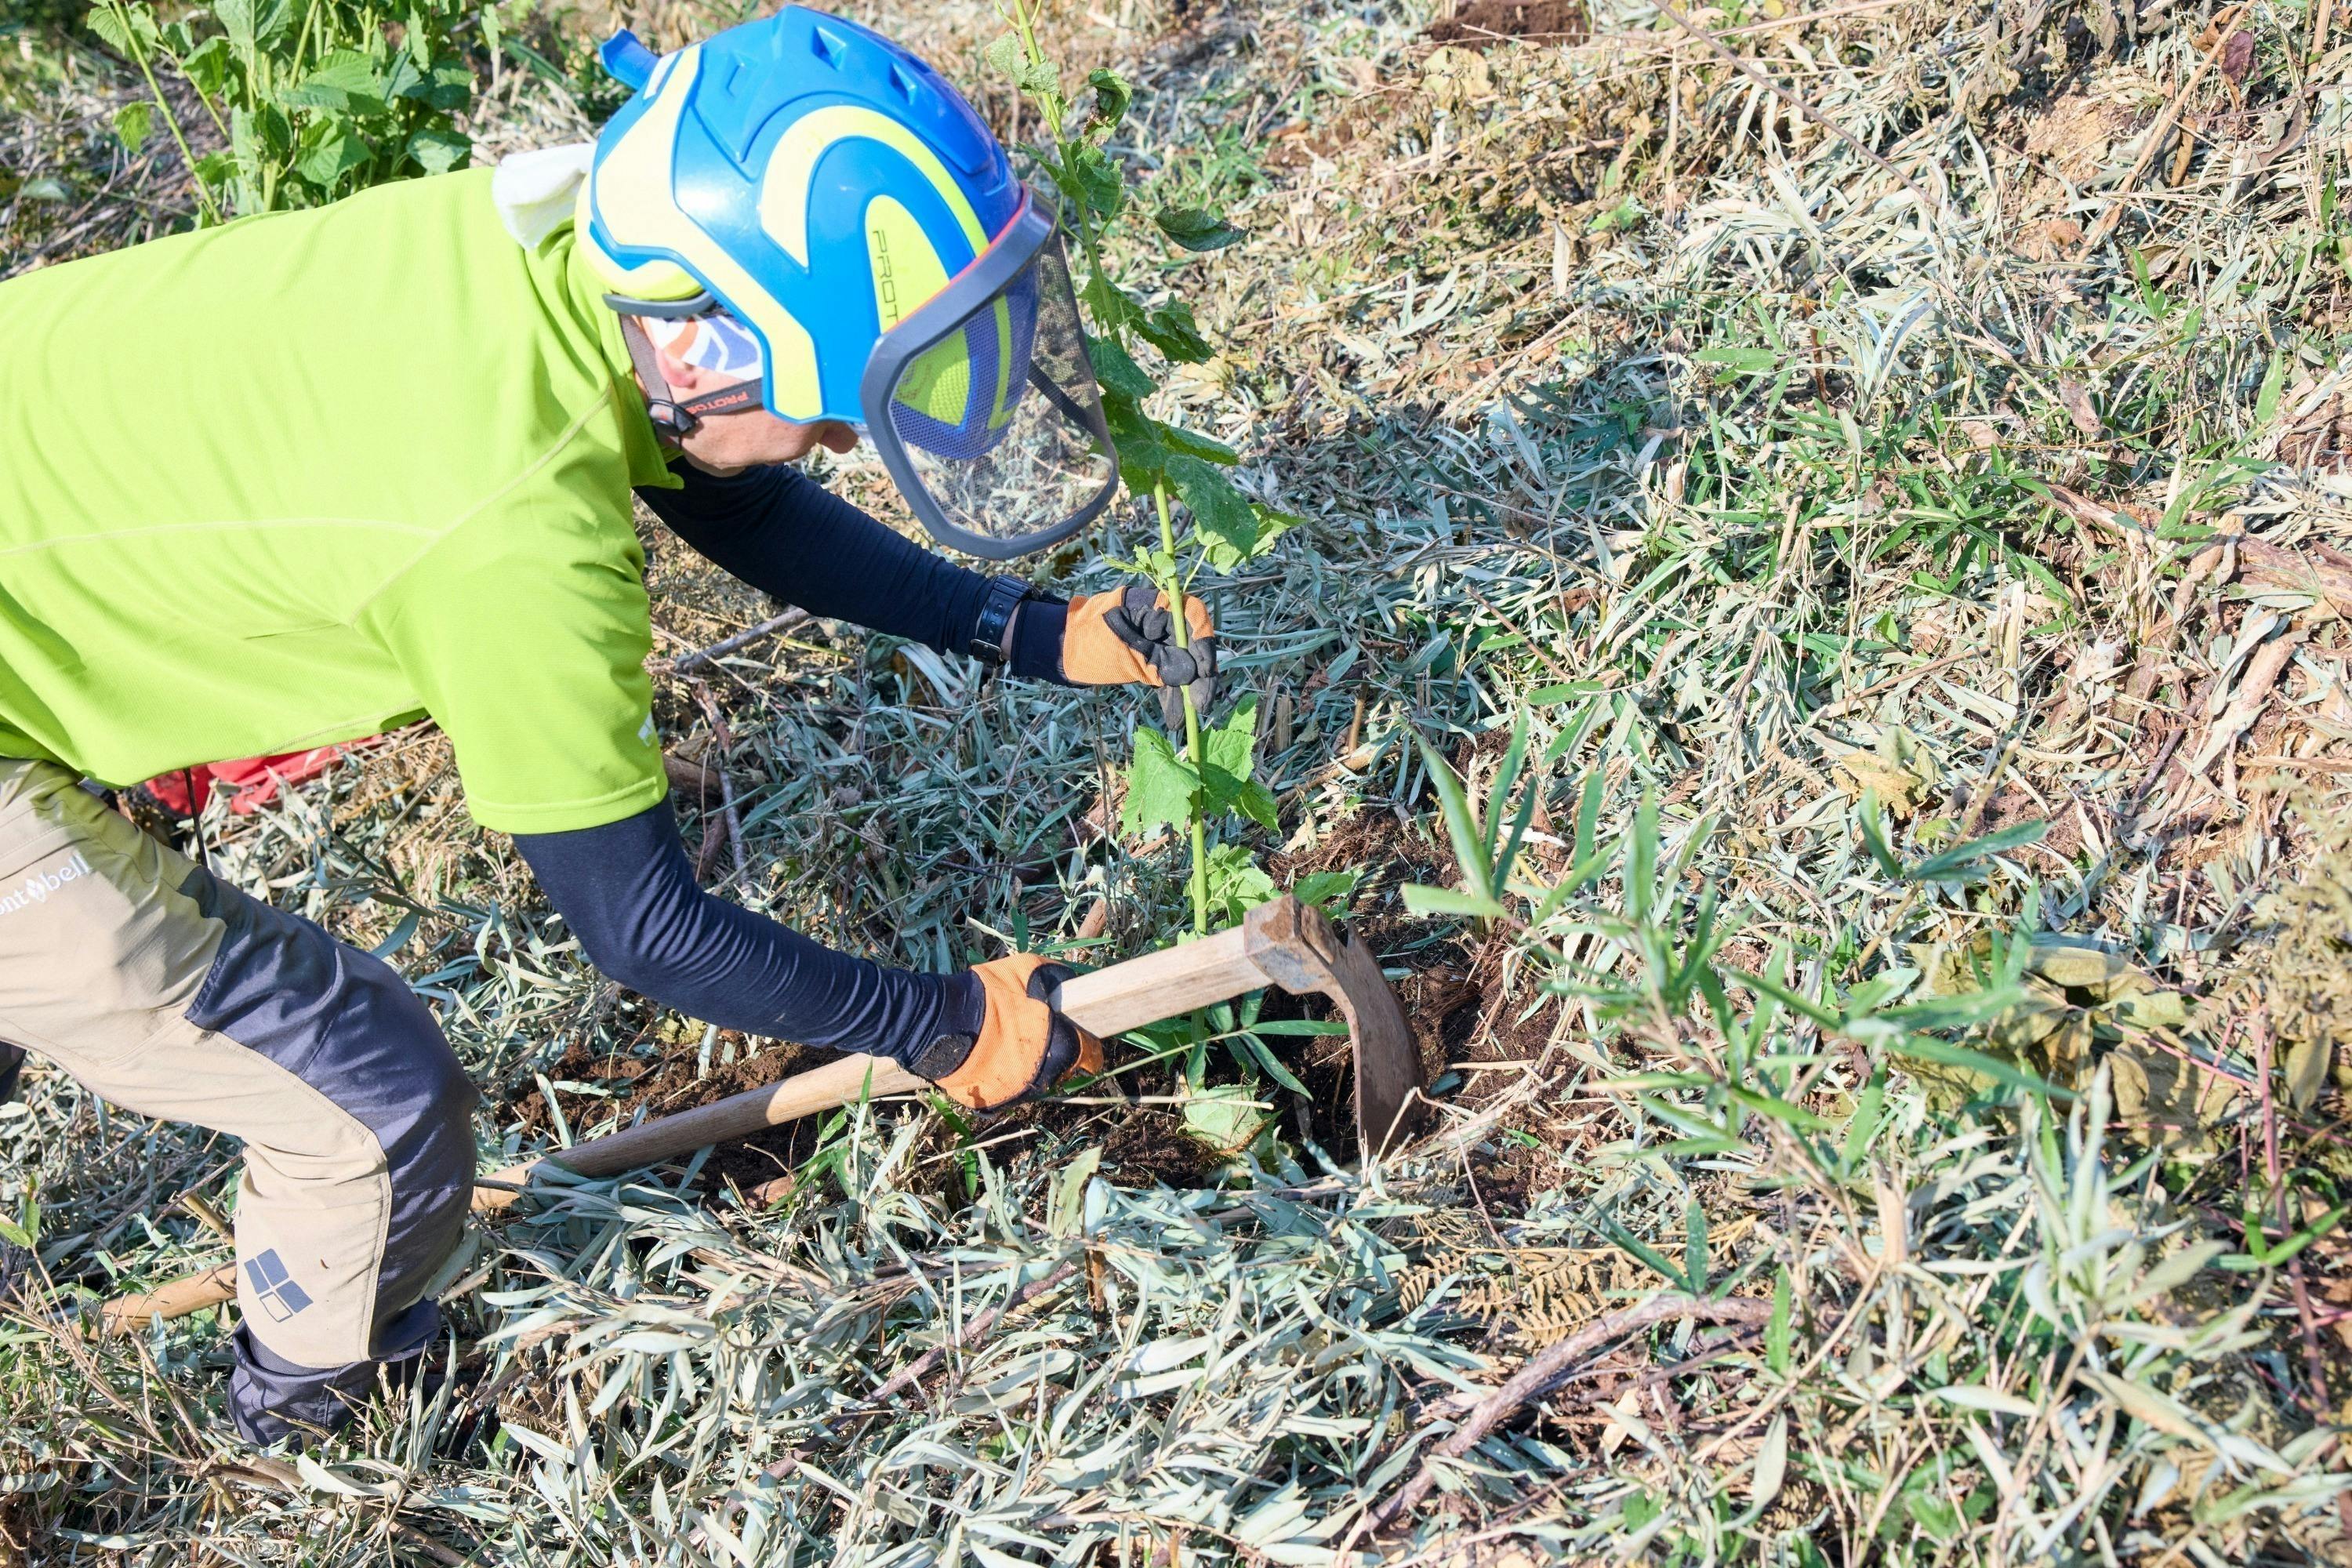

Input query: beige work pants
[0,760,475,1442]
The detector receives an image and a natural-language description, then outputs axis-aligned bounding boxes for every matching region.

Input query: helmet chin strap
[615,313,762,441]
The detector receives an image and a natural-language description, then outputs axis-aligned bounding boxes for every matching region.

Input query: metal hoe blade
[1240,895,1422,1156]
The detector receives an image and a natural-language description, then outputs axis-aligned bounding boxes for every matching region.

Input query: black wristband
[968,575,1030,667]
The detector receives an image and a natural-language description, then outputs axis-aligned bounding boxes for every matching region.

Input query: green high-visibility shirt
[0,166,682,834]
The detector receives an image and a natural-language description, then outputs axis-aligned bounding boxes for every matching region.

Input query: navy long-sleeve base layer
[637,460,1068,680]
[513,460,1083,1067]
[516,804,985,1067]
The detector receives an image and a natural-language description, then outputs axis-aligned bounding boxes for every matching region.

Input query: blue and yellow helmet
[580,7,1116,559]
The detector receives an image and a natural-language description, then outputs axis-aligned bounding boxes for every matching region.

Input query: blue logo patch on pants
[245,1249,314,1321]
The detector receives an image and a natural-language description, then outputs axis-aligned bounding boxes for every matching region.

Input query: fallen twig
[1359,1293,1774,1538]
[690,681,751,885]
[2078,5,2247,253]
[654,607,812,676]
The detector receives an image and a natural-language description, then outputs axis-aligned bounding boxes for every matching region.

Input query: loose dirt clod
[1425,0,1586,47]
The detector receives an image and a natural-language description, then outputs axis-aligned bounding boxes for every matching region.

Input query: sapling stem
[1005,0,1120,345]
[1152,479,1210,937]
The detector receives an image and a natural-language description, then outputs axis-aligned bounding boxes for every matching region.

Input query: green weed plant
[88,0,477,221]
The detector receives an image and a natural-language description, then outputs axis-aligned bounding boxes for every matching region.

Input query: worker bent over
[0,7,1217,1443]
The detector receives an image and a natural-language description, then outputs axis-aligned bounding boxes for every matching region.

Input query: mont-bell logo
[0,851,91,916]
[244,1250,314,1322]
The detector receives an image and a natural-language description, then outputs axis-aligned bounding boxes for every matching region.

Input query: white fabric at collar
[492,143,595,248]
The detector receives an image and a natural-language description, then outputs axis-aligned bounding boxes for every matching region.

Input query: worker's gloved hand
[911,954,1105,1111]
[1062,583,1217,731]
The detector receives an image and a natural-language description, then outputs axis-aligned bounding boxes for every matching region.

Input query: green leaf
[1402,883,1508,919]
[982,32,1026,78]
[215,0,259,51]
[1062,142,1124,220]
[1155,205,1246,252]
[1204,842,1278,921]
[1230,781,1280,833]
[1111,422,1169,493]
[232,102,291,161]
[112,100,154,157]
[1696,344,1777,376]
[1484,711,1533,882]
[1182,1081,1272,1150]
[1136,299,1214,364]
[1252,1018,1351,1036]
[1417,734,1492,900]
[1602,1212,1696,1294]
[406,126,472,175]
[1014,56,1062,103]
[383,50,427,100]
[88,2,160,56]
[1159,420,1240,465]
[295,125,371,186]
[1112,437,1168,494]
[2253,352,2286,426]
[1624,789,1658,924]
[1907,818,2046,882]
[1203,503,1294,573]
[982,33,1064,108]
[1167,455,1258,556]
[285,50,386,113]
[1236,1031,1309,1095]
[1293,869,1359,911]
[1120,728,1200,837]
[1087,336,1157,400]
[1199,699,1275,830]
[1047,1146,1102,1237]
[215,0,292,53]
[1857,788,1904,879]
[419,59,476,113]
[1086,67,1132,127]
[1203,694,1259,782]
[1079,272,1140,334]
[181,35,233,96]
[1724,966,1844,1029]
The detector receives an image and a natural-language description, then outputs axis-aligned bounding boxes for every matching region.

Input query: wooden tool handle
[1054,921,1264,1037]
[101,1263,239,1333]
[469,1054,921,1213]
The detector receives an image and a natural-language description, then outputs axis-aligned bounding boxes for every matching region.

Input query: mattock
[100,892,1421,1331]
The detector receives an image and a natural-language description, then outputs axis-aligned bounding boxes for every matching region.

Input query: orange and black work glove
[1062,583,1218,731]
[910,953,1105,1111]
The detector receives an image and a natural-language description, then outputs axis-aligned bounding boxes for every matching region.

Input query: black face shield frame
[858,191,1119,561]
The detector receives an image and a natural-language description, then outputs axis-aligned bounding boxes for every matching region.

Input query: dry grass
[4,0,2352,1561]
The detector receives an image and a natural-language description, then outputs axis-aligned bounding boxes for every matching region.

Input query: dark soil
[1425,0,1587,47]
[0,1494,31,1568]
[1272,803,1566,1167]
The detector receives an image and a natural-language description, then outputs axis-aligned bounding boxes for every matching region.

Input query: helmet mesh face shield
[863,198,1116,559]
